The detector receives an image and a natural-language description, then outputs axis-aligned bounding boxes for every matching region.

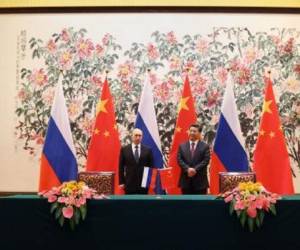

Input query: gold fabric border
[0,0,300,8]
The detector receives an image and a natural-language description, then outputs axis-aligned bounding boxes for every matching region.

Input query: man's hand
[187,168,196,177]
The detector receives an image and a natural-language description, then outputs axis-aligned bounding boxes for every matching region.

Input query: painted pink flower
[294,64,300,75]
[118,61,135,79]
[59,51,73,70]
[282,37,294,54]
[62,206,74,219]
[42,88,55,106]
[192,74,210,95]
[102,33,111,46]
[90,75,102,87]
[196,38,209,55]
[185,61,195,71]
[61,29,70,42]
[46,39,57,54]
[120,79,132,92]
[95,44,104,57]
[154,82,170,102]
[235,65,251,85]
[76,39,94,59]
[166,31,177,44]
[147,43,159,60]
[193,84,207,96]
[270,35,280,45]
[278,37,294,56]
[28,69,48,87]
[153,77,175,102]
[149,73,159,86]
[17,88,30,101]
[214,67,228,86]
[229,58,242,72]
[207,89,220,107]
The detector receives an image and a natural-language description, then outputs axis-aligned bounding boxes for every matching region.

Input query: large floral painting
[15,26,300,179]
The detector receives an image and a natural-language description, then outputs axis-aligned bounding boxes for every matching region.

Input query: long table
[1,195,300,250]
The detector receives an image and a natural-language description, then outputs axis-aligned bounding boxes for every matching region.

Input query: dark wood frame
[0,6,300,14]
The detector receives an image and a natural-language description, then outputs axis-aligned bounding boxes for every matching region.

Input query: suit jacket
[119,144,153,192]
[177,141,210,189]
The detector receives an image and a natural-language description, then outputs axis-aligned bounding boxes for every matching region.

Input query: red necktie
[191,142,195,158]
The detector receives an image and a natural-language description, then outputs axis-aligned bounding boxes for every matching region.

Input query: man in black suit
[177,124,210,194]
[119,128,154,194]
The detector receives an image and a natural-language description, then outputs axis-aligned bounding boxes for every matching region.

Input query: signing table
[0,195,300,250]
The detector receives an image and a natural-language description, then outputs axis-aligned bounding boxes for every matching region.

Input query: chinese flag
[167,76,197,194]
[86,78,123,194]
[253,77,294,194]
[159,168,176,190]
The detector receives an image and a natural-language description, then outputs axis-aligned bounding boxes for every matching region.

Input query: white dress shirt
[189,140,199,151]
[132,143,141,158]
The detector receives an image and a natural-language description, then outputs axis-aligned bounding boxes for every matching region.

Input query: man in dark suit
[119,128,154,194]
[177,124,210,194]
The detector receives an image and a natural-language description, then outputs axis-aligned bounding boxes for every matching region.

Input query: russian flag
[39,77,78,192]
[135,74,165,194]
[141,167,157,189]
[209,74,248,194]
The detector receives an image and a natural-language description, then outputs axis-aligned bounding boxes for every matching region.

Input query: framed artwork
[0,2,299,192]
